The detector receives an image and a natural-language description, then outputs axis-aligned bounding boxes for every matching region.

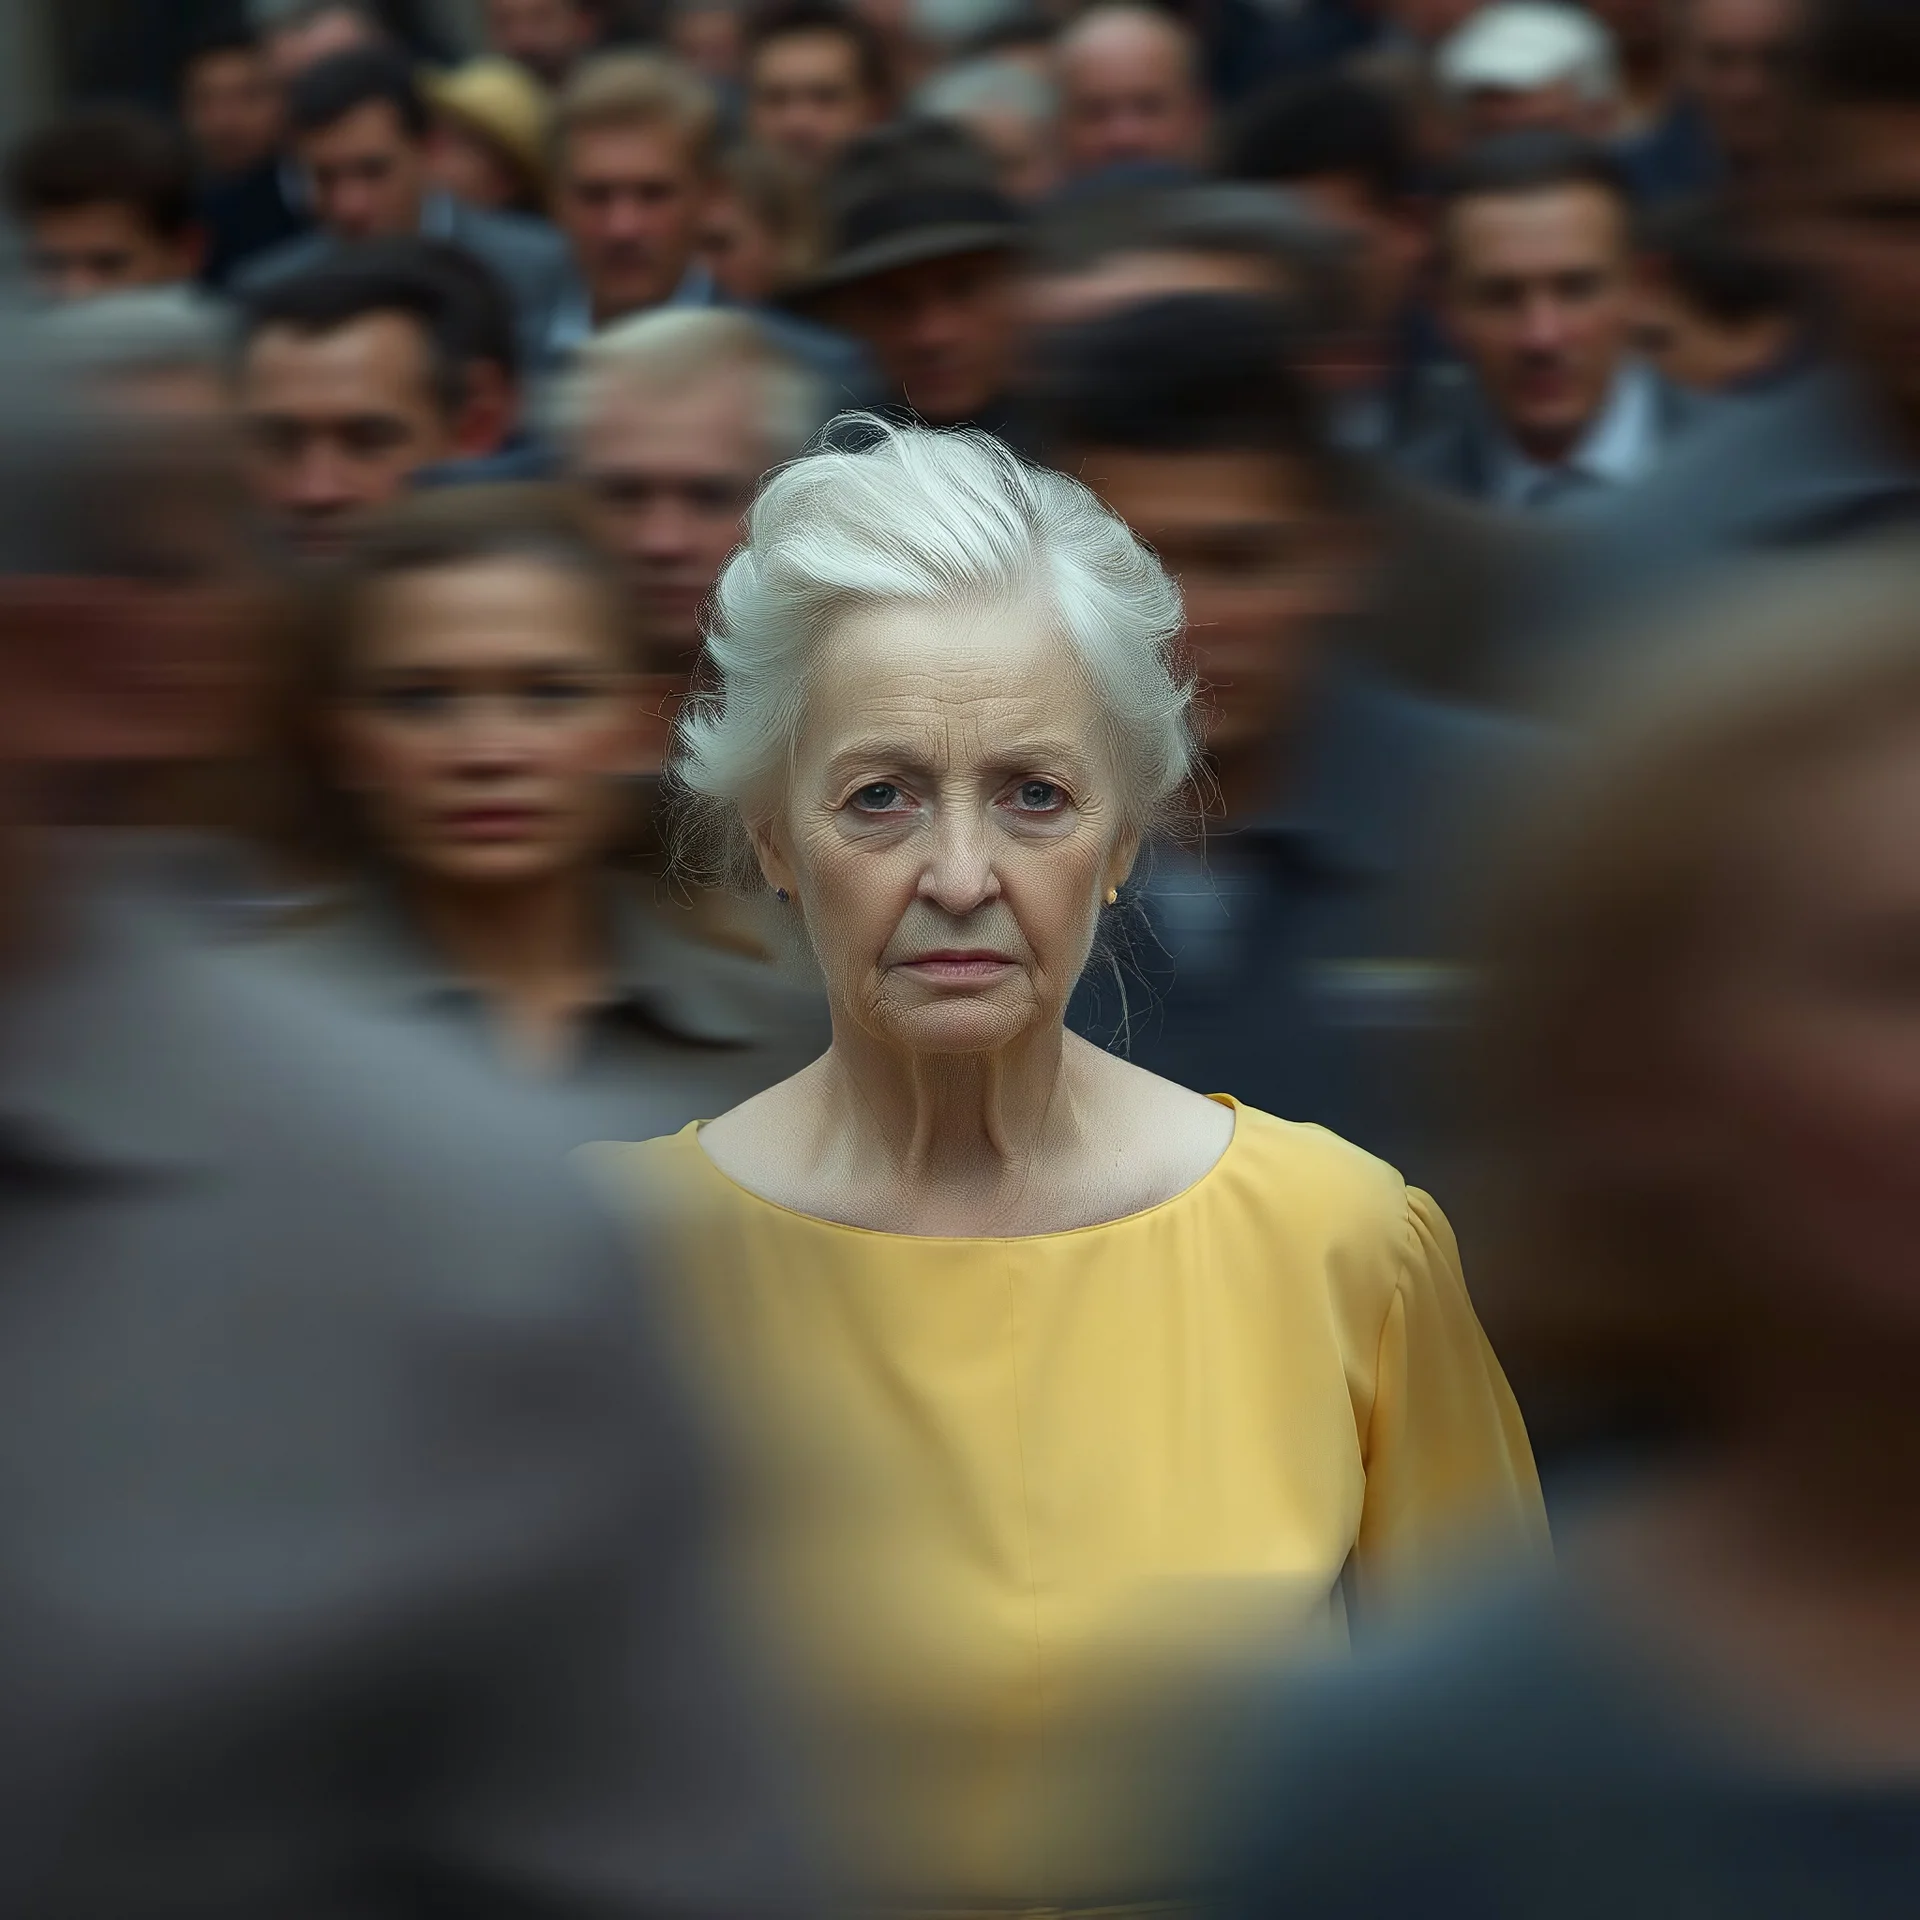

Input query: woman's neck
[816,1019,1088,1229]
[407,869,608,1067]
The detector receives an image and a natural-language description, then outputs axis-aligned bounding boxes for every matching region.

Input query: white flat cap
[1435,3,1620,103]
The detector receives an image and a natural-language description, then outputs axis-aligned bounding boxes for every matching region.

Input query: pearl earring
[1105,887,1118,907]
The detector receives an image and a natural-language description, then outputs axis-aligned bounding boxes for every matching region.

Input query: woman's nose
[917,807,1000,914]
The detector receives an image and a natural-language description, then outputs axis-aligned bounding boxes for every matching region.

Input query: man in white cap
[1434,1,1623,147]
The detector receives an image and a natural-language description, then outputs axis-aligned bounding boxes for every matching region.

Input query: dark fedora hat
[800,121,1025,298]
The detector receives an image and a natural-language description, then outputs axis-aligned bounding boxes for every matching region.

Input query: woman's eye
[849,782,910,814]
[1009,779,1066,813]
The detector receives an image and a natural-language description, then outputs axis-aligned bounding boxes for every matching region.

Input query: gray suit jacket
[0,844,801,1917]
[235,191,577,375]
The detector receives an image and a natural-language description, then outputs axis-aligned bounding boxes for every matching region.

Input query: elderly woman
[590,420,1545,1916]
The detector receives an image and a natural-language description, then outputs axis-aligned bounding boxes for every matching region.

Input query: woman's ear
[1105,828,1142,899]
[749,812,798,898]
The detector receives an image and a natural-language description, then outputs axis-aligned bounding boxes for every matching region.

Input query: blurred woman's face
[1690,714,1920,1332]
[334,556,639,891]
[756,601,1135,1058]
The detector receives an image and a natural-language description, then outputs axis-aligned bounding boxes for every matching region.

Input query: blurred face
[1686,714,1920,1336]
[747,30,879,174]
[335,557,639,891]
[240,315,455,560]
[1443,182,1634,461]
[671,4,745,83]
[952,105,1058,205]
[1056,20,1208,177]
[700,183,786,301]
[26,204,197,301]
[572,373,764,672]
[427,119,523,211]
[486,0,596,84]
[557,122,709,323]
[1075,447,1353,785]
[183,46,284,176]
[830,250,1019,426]
[1680,0,1801,175]
[301,100,427,240]
[755,600,1134,1057]
[1792,104,1920,441]
[1288,171,1428,345]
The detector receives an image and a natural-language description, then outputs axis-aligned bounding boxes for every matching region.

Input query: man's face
[747,29,879,174]
[831,249,1019,426]
[26,203,197,301]
[1681,0,1801,176]
[1056,21,1208,176]
[1442,182,1633,461]
[239,313,454,559]
[1075,446,1355,779]
[183,47,285,177]
[301,100,427,240]
[572,372,765,673]
[557,122,709,323]
[486,0,596,85]
[1794,103,1920,443]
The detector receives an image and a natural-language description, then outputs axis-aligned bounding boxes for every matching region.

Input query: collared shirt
[262,877,830,1146]
[1069,668,1547,1190]
[1488,361,1666,512]
[543,258,719,364]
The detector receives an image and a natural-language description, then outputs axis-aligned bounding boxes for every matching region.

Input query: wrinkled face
[1443,182,1633,460]
[557,122,709,323]
[748,30,878,173]
[1793,103,1920,439]
[1683,713,1920,1338]
[572,372,764,674]
[183,46,284,176]
[1680,0,1801,172]
[486,0,595,83]
[334,556,640,890]
[240,315,455,560]
[1076,446,1352,780]
[1056,24,1207,176]
[756,600,1135,1058]
[26,203,195,302]
[830,250,1020,426]
[301,100,427,240]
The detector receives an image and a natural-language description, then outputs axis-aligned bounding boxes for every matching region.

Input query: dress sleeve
[1350,1186,1550,1618]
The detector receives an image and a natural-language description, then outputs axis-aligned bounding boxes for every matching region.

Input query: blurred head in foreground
[552,307,822,677]
[1482,547,1920,1454]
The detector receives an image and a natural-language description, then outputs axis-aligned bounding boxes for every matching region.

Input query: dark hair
[745,0,891,103]
[1034,292,1346,493]
[1225,75,1413,207]
[5,108,197,239]
[183,24,264,73]
[1638,199,1808,326]
[281,483,638,871]
[240,248,468,414]
[1805,0,1920,107]
[408,238,520,382]
[288,44,430,140]
[1442,128,1632,211]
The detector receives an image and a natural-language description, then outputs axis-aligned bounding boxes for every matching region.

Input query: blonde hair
[1478,542,1920,1431]
[551,50,721,176]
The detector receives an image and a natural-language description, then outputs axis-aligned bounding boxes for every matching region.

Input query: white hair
[674,415,1196,888]
[914,56,1058,130]
[546,307,824,465]
[1436,2,1620,106]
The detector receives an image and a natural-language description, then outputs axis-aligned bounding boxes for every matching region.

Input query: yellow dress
[588,1097,1546,1918]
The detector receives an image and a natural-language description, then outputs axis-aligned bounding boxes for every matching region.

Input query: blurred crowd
[4,0,1920,1912]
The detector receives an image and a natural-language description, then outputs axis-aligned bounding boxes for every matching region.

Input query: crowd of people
[3,0,1919,1912]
